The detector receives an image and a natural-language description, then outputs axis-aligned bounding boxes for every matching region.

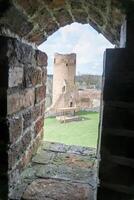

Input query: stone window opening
[6,23,111,199]
[37,20,118,200]
[39,22,108,161]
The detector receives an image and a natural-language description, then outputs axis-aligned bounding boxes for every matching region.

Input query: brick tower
[52,53,76,108]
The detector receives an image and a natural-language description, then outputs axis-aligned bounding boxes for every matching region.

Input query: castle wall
[0,36,47,198]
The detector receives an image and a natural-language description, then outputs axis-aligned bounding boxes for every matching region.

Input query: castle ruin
[52,53,78,110]
[50,53,101,113]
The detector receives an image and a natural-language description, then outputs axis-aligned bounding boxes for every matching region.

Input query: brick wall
[0,36,47,198]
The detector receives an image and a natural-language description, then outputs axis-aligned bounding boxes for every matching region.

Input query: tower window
[70,101,73,107]
[62,86,66,93]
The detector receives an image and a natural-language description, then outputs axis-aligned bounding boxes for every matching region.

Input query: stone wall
[0,36,47,198]
[0,0,125,46]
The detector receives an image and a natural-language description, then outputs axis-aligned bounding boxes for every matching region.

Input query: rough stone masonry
[0,35,47,199]
[0,0,125,46]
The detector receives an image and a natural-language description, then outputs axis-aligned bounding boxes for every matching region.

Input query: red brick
[35,117,44,136]
[40,101,45,116]
[7,89,35,115]
[22,130,32,150]
[21,130,43,168]
[32,102,45,122]
[24,67,42,87]
[35,86,46,103]
[8,142,21,169]
[42,67,47,84]
[32,104,41,121]
[8,115,23,144]
[8,130,32,169]
[36,50,47,67]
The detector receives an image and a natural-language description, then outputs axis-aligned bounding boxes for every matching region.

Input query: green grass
[44,111,99,148]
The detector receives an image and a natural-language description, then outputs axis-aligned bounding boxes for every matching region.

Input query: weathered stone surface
[9,181,28,200]
[53,8,72,26]
[8,115,23,144]
[1,36,47,199]
[20,142,97,200]
[21,131,43,170]
[22,179,94,200]
[32,151,56,164]
[22,143,96,184]
[87,5,104,26]
[9,130,32,169]
[33,8,52,29]
[40,101,45,116]
[0,37,36,66]
[23,109,33,130]
[32,104,41,121]
[33,164,93,184]
[9,167,21,194]
[0,5,33,37]
[34,117,44,136]
[35,86,46,103]
[7,89,35,115]
[24,67,42,88]
[0,0,126,45]
[36,50,48,67]
[42,141,96,156]
[13,0,42,17]
[32,101,45,122]
[45,21,59,37]
[33,150,95,169]
[8,67,23,88]
[42,67,47,85]
[42,141,69,153]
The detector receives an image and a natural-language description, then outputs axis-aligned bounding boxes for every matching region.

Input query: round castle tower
[53,53,76,107]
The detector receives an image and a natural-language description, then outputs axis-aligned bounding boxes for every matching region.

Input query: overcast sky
[38,22,114,75]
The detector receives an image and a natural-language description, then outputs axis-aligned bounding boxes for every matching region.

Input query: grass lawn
[44,111,99,148]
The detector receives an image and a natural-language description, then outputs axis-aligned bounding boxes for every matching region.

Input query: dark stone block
[36,50,47,67]
[9,130,32,169]
[23,109,33,130]
[8,115,22,144]
[32,104,41,121]
[101,134,134,158]
[7,89,35,115]
[98,187,134,200]
[99,164,134,187]
[35,86,46,104]
[34,117,44,136]
[104,49,134,75]
[54,8,72,26]
[0,88,7,116]
[24,67,42,88]
[103,105,134,130]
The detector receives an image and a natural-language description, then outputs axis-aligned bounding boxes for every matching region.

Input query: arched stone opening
[41,23,108,151]
[0,0,125,45]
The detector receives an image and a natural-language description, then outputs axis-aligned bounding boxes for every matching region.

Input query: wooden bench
[56,107,80,123]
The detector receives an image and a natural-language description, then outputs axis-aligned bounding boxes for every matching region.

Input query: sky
[38,22,114,75]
